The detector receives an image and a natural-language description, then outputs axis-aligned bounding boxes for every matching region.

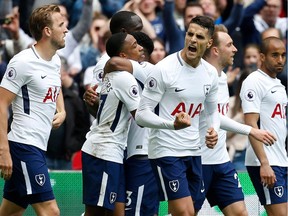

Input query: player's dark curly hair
[130,32,154,55]
[106,32,128,57]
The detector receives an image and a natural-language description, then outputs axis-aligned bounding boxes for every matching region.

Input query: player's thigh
[222,200,248,216]
[168,196,194,216]
[0,198,25,216]
[113,202,125,216]
[265,202,288,216]
[32,199,60,216]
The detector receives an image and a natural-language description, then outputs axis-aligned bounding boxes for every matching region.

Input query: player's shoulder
[132,61,156,77]
[7,48,40,72]
[244,70,266,84]
[156,52,178,67]
[110,71,136,82]
[97,53,110,65]
[156,52,181,75]
[93,53,109,73]
[11,47,34,62]
[201,58,218,76]
[109,72,138,95]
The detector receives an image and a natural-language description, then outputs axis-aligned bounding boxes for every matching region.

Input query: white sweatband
[220,115,251,135]
[135,96,174,129]
[204,101,220,132]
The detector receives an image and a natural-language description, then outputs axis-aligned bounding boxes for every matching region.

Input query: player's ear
[259,53,265,62]
[207,38,213,49]
[44,26,51,36]
[119,52,126,58]
[212,46,218,55]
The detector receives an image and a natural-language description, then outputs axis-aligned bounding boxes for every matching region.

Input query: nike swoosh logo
[125,208,132,211]
[175,88,185,92]
[41,75,47,79]
[271,90,277,93]
[201,189,205,193]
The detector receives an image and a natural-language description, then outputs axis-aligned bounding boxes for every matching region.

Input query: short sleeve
[0,57,28,94]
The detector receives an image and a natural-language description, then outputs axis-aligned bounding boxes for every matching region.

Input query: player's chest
[166,73,213,101]
[27,68,61,101]
[264,86,287,104]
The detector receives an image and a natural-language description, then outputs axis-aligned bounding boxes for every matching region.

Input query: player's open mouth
[188,46,197,52]
[276,66,283,70]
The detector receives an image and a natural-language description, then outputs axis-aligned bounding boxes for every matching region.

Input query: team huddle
[0,4,287,216]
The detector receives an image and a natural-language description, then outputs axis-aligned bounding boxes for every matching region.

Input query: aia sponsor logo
[171,103,202,118]
[271,103,286,119]
[43,87,60,103]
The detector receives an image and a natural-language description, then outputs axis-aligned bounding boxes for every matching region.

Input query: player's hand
[260,164,276,188]
[0,147,13,180]
[205,127,218,149]
[83,85,98,106]
[52,111,66,129]
[174,112,191,130]
[249,128,276,146]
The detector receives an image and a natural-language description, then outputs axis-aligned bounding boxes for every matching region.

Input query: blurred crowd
[0,0,287,171]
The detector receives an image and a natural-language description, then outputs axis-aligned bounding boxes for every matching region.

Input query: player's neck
[34,42,56,61]
[205,57,222,76]
[260,67,277,78]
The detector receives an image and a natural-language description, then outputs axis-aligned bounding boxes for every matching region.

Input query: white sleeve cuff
[135,96,174,130]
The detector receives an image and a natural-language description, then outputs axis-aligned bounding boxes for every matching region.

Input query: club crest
[35,174,45,186]
[274,186,284,198]
[110,192,117,204]
[169,180,179,192]
[203,85,211,96]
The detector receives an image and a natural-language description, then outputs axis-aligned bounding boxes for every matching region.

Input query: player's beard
[51,37,65,50]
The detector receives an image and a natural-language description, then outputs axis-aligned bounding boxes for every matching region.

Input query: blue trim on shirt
[154,104,159,116]
[177,52,183,66]
[21,85,30,115]
[110,101,123,132]
[31,46,40,59]
[136,78,144,90]
[97,94,107,124]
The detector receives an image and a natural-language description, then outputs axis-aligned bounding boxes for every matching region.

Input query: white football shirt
[0,45,61,151]
[141,52,219,159]
[82,71,140,163]
[240,69,288,166]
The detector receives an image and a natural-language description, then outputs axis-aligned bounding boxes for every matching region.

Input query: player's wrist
[260,160,270,166]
